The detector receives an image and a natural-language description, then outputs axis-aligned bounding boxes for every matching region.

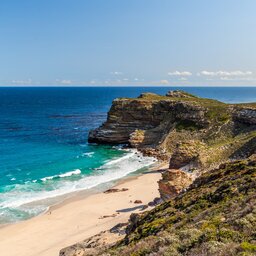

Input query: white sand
[0,167,164,256]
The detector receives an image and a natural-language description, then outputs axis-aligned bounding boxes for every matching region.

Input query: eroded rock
[169,140,206,169]
[158,169,193,201]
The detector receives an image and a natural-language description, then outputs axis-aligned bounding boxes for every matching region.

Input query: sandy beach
[0,165,165,256]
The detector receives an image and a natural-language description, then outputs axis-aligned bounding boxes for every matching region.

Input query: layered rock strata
[89,91,256,173]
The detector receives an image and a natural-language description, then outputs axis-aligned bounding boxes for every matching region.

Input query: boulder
[158,169,193,201]
[134,200,142,204]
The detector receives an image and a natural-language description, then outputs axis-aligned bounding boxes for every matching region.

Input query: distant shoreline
[1,85,256,88]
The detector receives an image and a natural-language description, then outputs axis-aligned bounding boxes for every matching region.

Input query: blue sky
[1,0,256,86]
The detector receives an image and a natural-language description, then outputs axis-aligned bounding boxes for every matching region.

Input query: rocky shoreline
[88,90,256,202]
[89,90,255,164]
[61,90,256,256]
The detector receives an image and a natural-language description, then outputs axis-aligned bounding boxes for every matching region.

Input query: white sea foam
[41,176,55,182]
[82,152,94,157]
[0,150,155,211]
[104,151,136,165]
[59,169,81,178]
[40,169,81,181]
[76,152,95,158]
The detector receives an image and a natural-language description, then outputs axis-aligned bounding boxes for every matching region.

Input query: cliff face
[88,92,209,146]
[233,106,256,125]
[60,92,256,256]
[88,90,256,206]
[89,91,256,171]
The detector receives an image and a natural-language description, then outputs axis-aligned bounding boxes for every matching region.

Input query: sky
[1,0,256,86]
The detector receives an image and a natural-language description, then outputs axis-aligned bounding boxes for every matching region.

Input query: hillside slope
[95,155,256,256]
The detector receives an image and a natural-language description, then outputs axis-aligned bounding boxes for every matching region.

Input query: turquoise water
[0,86,255,224]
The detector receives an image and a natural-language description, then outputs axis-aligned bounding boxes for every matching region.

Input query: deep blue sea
[0,86,255,224]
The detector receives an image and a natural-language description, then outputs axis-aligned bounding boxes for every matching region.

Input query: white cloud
[12,78,32,85]
[168,71,192,76]
[220,76,256,81]
[197,70,255,82]
[159,79,169,85]
[55,79,72,85]
[134,78,145,82]
[60,79,72,85]
[179,77,188,81]
[199,70,253,77]
[110,71,123,75]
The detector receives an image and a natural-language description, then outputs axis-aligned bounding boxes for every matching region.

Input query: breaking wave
[40,169,81,182]
[0,149,156,223]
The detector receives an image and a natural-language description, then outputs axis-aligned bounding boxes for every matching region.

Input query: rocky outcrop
[89,91,256,173]
[165,90,197,98]
[158,169,193,201]
[169,140,206,170]
[88,90,256,204]
[88,92,210,146]
[88,98,157,144]
[233,107,256,125]
[129,129,145,148]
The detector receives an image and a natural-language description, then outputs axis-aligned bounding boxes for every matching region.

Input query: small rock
[148,201,155,207]
[99,213,117,219]
[134,200,142,204]
[104,188,119,193]
[104,188,128,194]
[153,197,163,205]
[110,223,128,235]
[141,205,148,210]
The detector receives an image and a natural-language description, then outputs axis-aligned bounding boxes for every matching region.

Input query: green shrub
[240,241,256,252]
[175,120,202,131]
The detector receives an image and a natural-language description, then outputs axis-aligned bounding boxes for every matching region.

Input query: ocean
[0,86,255,224]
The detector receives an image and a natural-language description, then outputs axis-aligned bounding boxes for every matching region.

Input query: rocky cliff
[89,90,256,204]
[89,90,256,171]
[60,91,256,256]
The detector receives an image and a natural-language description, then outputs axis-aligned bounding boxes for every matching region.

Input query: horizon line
[1,85,256,88]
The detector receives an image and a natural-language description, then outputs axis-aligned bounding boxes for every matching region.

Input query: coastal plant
[102,156,256,256]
